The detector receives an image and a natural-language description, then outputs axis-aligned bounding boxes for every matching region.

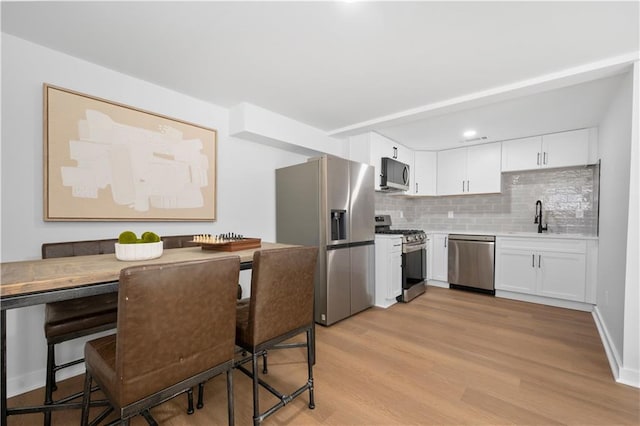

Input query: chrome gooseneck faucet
[534,200,548,233]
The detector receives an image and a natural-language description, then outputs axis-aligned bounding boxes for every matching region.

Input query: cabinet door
[542,129,589,169]
[426,238,433,280]
[395,143,414,166]
[501,136,542,172]
[538,251,586,301]
[390,249,402,298]
[368,133,388,190]
[437,149,467,195]
[466,143,502,194]
[413,151,437,195]
[430,234,449,281]
[495,249,537,294]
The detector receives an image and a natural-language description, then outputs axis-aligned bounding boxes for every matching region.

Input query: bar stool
[80,257,239,425]
[41,240,119,426]
[234,246,318,425]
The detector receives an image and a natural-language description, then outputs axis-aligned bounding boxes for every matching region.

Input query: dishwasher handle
[448,234,495,242]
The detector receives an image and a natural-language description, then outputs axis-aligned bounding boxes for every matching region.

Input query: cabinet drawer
[497,237,586,254]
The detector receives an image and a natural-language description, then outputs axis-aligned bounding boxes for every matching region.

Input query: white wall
[1,34,308,396]
[621,61,640,386]
[594,66,639,386]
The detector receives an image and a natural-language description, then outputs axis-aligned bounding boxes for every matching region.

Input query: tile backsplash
[375,165,599,235]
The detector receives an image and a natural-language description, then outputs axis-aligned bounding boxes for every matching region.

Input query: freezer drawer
[350,243,374,315]
[323,246,351,325]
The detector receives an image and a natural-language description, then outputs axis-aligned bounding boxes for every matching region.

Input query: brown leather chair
[234,246,318,426]
[42,239,119,426]
[41,235,199,425]
[80,257,240,425]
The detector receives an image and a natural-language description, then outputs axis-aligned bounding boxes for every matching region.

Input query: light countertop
[423,230,598,240]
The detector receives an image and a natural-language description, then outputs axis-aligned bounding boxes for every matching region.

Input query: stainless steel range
[374,215,427,302]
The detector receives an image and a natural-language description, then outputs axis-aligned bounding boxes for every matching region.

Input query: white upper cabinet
[501,136,542,172]
[542,129,590,169]
[437,148,467,195]
[350,132,414,191]
[466,143,502,194]
[437,142,502,196]
[501,128,594,172]
[411,151,437,196]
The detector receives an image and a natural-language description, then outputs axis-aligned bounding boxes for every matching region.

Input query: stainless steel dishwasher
[447,234,496,294]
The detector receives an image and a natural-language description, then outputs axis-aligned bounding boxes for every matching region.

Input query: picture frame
[43,84,217,221]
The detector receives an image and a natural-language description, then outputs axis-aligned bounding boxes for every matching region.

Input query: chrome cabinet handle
[462,181,465,192]
[467,180,470,192]
[538,254,542,268]
[445,237,447,248]
[537,152,541,165]
[415,182,418,193]
[393,147,398,159]
[532,254,535,267]
[543,152,548,165]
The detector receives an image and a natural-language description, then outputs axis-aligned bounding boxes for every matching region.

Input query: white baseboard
[593,306,640,388]
[618,366,640,388]
[427,280,449,289]
[495,290,594,312]
[592,306,621,381]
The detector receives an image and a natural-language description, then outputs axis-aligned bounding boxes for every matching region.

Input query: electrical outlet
[576,209,584,218]
[448,211,454,219]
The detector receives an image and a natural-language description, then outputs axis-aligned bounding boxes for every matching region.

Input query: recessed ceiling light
[463,130,477,138]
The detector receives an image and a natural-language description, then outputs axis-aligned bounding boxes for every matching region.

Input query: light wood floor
[8,286,640,425]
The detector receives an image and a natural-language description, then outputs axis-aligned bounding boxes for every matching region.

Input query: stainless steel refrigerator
[276,155,375,326]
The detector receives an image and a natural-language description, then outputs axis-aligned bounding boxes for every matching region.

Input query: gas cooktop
[374,215,426,243]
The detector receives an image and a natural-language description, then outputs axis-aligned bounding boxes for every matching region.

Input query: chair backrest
[115,257,240,406]
[42,239,118,258]
[41,235,197,259]
[247,246,318,346]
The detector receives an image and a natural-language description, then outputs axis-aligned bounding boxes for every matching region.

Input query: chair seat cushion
[84,334,118,406]
[45,293,118,342]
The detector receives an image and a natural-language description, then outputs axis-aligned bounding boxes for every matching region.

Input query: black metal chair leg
[252,353,260,426]
[187,388,194,414]
[197,382,204,409]
[80,372,92,426]
[306,329,315,409]
[50,345,58,392]
[44,344,55,426]
[141,409,158,425]
[226,369,234,426]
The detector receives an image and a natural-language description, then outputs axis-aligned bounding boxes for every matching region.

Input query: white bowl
[115,241,163,261]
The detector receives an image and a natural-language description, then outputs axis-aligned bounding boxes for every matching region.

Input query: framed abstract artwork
[43,84,217,221]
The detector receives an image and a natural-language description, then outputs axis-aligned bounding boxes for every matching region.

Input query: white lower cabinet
[374,235,402,308]
[428,233,449,282]
[495,237,596,305]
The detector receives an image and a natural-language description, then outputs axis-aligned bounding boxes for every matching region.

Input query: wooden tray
[192,238,262,252]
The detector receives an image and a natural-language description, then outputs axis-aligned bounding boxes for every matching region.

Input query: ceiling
[2,1,639,151]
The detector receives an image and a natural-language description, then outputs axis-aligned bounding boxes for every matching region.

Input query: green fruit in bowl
[141,232,161,243]
[118,231,138,244]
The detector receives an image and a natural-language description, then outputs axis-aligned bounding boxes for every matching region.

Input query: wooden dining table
[0,242,295,424]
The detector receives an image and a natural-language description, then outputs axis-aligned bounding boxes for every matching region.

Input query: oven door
[402,245,427,289]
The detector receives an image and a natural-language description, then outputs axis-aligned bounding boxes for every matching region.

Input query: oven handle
[403,244,426,254]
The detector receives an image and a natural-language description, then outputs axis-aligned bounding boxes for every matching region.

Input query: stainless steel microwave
[380,157,410,191]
